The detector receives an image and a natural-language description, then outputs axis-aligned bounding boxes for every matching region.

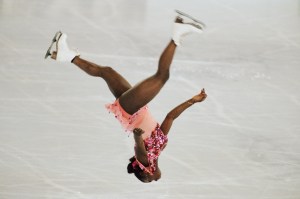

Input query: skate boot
[45,31,80,62]
[44,31,62,59]
[172,10,206,46]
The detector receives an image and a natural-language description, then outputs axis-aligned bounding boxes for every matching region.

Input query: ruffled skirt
[105,99,149,133]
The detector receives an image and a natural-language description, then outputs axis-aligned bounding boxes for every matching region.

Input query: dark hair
[127,157,145,182]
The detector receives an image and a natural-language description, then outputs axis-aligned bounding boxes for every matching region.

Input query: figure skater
[46,14,207,183]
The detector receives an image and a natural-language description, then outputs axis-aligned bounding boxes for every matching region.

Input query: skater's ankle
[71,56,80,63]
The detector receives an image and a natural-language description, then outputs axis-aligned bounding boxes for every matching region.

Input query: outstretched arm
[160,88,207,135]
[133,128,149,166]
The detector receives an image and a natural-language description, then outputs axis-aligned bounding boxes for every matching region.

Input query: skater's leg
[73,57,132,98]
[52,52,132,98]
[118,15,204,114]
[119,40,177,114]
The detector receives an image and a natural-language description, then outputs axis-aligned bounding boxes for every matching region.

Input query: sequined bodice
[140,124,168,174]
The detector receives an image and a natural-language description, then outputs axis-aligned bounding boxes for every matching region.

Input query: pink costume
[106,99,168,175]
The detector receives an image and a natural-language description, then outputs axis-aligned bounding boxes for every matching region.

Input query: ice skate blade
[44,31,62,59]
[175,10,206,29]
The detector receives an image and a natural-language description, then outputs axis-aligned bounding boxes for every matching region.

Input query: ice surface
[0,0,300,198]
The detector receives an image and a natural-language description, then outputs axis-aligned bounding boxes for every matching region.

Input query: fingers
[200,88,206,95]
[192,88,207,103]
[133,128,145,135]
[200,88,207,101]
[133,128,143,131]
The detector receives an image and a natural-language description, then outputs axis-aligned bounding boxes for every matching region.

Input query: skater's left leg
[119,15,202,114]
[119,15,204,114]
[119,40,177,114]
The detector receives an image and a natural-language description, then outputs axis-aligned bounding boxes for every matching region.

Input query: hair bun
[127,162,134,174]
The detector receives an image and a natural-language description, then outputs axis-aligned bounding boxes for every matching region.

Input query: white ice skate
[45,31,80,62]
[172,10,206,46]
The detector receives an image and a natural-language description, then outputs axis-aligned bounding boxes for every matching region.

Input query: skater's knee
[155,70,170,83]
[99,66,114,76]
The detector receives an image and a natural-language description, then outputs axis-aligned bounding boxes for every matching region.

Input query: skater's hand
[192,88,207,103]
[133,128,145,136]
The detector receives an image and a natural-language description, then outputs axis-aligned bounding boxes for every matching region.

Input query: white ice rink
[1,0,300,198]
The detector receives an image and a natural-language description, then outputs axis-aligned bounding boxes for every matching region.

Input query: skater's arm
[160,89,207,135]
[133,128,149,166]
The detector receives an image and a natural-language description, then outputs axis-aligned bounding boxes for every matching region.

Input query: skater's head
[127,156,161,183]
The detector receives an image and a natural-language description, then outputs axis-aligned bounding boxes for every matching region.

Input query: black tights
[72,40,177,114]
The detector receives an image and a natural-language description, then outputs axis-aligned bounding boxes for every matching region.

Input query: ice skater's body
[47,14,207,183]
